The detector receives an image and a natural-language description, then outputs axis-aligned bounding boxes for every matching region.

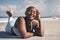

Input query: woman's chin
[29,18,34,20]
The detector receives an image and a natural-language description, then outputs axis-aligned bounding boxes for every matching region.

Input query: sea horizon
[0,16,60,18]
[0,16,60,23]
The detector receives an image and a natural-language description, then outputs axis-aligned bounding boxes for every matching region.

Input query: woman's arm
[17,17,33,38]
[38,19,44,36]
[6,9,16,33]
[37,15,44,37]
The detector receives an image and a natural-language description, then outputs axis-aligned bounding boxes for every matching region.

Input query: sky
[0,0,60,18]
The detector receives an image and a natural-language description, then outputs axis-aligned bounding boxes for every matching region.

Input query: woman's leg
[6,10,17,33]
[6,17,16,33]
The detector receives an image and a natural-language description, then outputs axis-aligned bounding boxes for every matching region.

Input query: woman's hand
[36,15,40,21]
[37,15,44,36]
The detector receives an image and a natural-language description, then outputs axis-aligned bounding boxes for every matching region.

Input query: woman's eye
[27,12,30,14]
[33,11,35,13]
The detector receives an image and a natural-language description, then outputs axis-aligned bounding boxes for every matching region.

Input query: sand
[0,19,60,40]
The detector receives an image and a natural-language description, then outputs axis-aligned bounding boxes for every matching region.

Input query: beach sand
[0,19,60,40]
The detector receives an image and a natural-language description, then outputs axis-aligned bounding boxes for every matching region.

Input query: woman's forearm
[38,19,44,36]
[22,32,33,38]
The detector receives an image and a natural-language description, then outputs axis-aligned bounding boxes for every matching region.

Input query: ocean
[0,17,60,23]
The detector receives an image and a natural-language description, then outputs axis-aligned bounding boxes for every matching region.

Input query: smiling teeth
[30,15,33,17]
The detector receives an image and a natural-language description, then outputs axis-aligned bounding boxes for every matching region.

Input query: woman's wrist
[37,19,40,21]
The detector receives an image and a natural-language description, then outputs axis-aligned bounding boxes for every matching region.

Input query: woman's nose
[31,11,33,14]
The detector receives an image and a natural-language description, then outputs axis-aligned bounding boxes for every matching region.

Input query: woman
[6,6,44,38]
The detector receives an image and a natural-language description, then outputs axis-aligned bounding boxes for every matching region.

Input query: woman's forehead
[27,8,36,11]
[31,8,36,11]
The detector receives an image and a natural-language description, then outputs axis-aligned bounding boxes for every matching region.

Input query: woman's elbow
[22,35,28,38]
[22,33,33,38]
[39,32,44,37]
[37,34,44,37]
[22,34,31,38]
[40,34,44,37]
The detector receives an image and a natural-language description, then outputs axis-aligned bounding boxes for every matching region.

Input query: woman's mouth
[29,15,34,18]
[28,15,35,20]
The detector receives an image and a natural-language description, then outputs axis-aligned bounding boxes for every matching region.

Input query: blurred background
[0,0,60,18]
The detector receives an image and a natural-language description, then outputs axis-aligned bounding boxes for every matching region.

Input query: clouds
[51,4,60,16]
[47,0,60,17]
[0,0,47,17]
[0,5,17,17]
[0,5,7,11]
[18,0,47,17]
[56,5,60,13]
[0,5,16,12]
[0,0,60,17]
[22,0,47,11]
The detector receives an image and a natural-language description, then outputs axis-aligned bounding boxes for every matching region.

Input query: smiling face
[25,7,37,20]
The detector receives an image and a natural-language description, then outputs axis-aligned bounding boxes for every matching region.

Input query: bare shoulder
[17,16,25,22]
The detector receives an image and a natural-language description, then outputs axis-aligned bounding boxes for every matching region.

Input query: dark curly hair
[25,6,40,19]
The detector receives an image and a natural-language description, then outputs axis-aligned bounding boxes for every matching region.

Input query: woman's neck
[25,16,34,22]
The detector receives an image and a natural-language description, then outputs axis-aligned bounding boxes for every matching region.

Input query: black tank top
[24,17,33,32]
